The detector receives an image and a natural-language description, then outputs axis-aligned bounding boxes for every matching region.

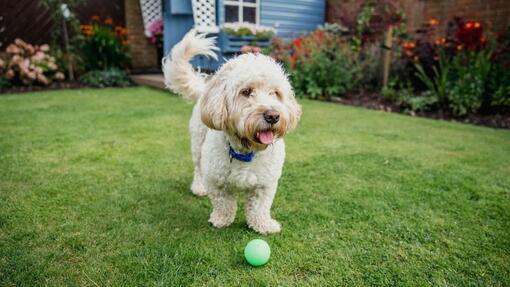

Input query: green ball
[244,239,271,267]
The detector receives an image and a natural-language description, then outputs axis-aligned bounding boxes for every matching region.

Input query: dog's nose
[263,110,280,125]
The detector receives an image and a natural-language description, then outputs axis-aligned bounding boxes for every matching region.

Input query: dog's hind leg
[189,105,208,197]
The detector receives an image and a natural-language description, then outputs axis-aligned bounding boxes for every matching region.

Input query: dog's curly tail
[162,29,219,101]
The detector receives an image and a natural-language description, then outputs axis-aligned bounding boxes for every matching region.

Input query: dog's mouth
[256,130,274,145]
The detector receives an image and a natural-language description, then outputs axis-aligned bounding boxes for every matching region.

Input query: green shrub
[448,51,492,115]
[80,69,130,88]
[290,30,359,99]
[415,50,492,116]
[382,80,437,113]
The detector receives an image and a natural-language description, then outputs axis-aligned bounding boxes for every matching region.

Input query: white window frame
[224,0,260,24]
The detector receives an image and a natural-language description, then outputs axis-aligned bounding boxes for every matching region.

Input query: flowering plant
[80,16,129,70]
[147,18,164,45]
[223,22,275,39]
[240,45,261,54]
[269,28,358,99]
[0,39,65,86]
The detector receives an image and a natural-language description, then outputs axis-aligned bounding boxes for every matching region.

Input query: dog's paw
[249,218,281,235]
[208,211,235,228]
[191,180,207,197]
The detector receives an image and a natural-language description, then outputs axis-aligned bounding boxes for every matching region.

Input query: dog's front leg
[208,187,237,228]
[245,184,281,234]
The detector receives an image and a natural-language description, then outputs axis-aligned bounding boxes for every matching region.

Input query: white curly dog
[162,30,301,234]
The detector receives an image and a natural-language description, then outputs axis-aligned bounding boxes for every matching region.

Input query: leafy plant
[80,68,131,88]
[414,51,449,106]
[290,30,359,99]
[382,79,437,112]
[448,50,492,115]
[81,17,129,71]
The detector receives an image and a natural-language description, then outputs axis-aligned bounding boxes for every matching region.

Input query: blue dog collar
[228,143,255,162]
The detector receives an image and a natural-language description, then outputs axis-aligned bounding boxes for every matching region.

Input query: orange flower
[474,21,481,28]
[115,26,128,36]
[429,18,439,26]
[402,41,416,49]
[91,15,100,21]
[457,45,464,51]
[80,24,93,36]
[104,17,113,25]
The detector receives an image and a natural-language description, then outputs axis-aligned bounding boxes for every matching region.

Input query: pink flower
[37,73,49,85]
[32,51,45,62]
[25,44,35,54]
[47,62,57,71]
[27,71,37,80]
[5,69,15,79]
[253,47,261,54]
[14,38,28,48]
[54,72,65,81]
[21,59,30,69]
[6,44,20,54]
[40,44,50,52]
[34,66,43,74]
[10,55,22,65]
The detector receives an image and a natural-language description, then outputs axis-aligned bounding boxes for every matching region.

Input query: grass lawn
[1,87,509,286]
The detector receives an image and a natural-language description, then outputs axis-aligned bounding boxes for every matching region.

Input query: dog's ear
[285,90,302,131]
[200,74,229,130]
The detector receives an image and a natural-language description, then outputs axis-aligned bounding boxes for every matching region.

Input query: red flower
[292,37,303,50]
[314,30,325,42]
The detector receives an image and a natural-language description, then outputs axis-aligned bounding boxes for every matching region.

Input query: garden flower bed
[262,1,510,129]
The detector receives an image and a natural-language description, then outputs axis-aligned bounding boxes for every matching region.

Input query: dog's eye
[240,88,252,97]
[274,91,281,98]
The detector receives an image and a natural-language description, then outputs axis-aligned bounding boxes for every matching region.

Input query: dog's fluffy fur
[162,30,301,234]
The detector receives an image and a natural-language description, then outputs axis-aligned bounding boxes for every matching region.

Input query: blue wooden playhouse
[163,0,325,70]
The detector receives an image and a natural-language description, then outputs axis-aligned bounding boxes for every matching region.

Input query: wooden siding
[163,0,194,55]
[260,0,325,40]
[217,0,324,40]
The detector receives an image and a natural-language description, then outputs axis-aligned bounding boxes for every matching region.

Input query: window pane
[243,0,256,3]
[243,7,256,23]
[225,5,239,23]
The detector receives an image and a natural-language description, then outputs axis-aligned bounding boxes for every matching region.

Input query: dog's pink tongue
[258,131,274,144]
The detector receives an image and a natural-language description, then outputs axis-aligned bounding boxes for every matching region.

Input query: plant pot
[220,32,271,54]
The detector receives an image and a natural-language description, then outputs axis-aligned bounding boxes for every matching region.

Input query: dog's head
[200,53,301,151]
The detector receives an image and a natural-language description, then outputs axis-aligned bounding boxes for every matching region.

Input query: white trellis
[139,0,163,37]
[191,0,219,33]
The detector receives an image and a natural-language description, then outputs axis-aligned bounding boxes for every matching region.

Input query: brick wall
[327,0,510,36]
[124,0,158,70]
